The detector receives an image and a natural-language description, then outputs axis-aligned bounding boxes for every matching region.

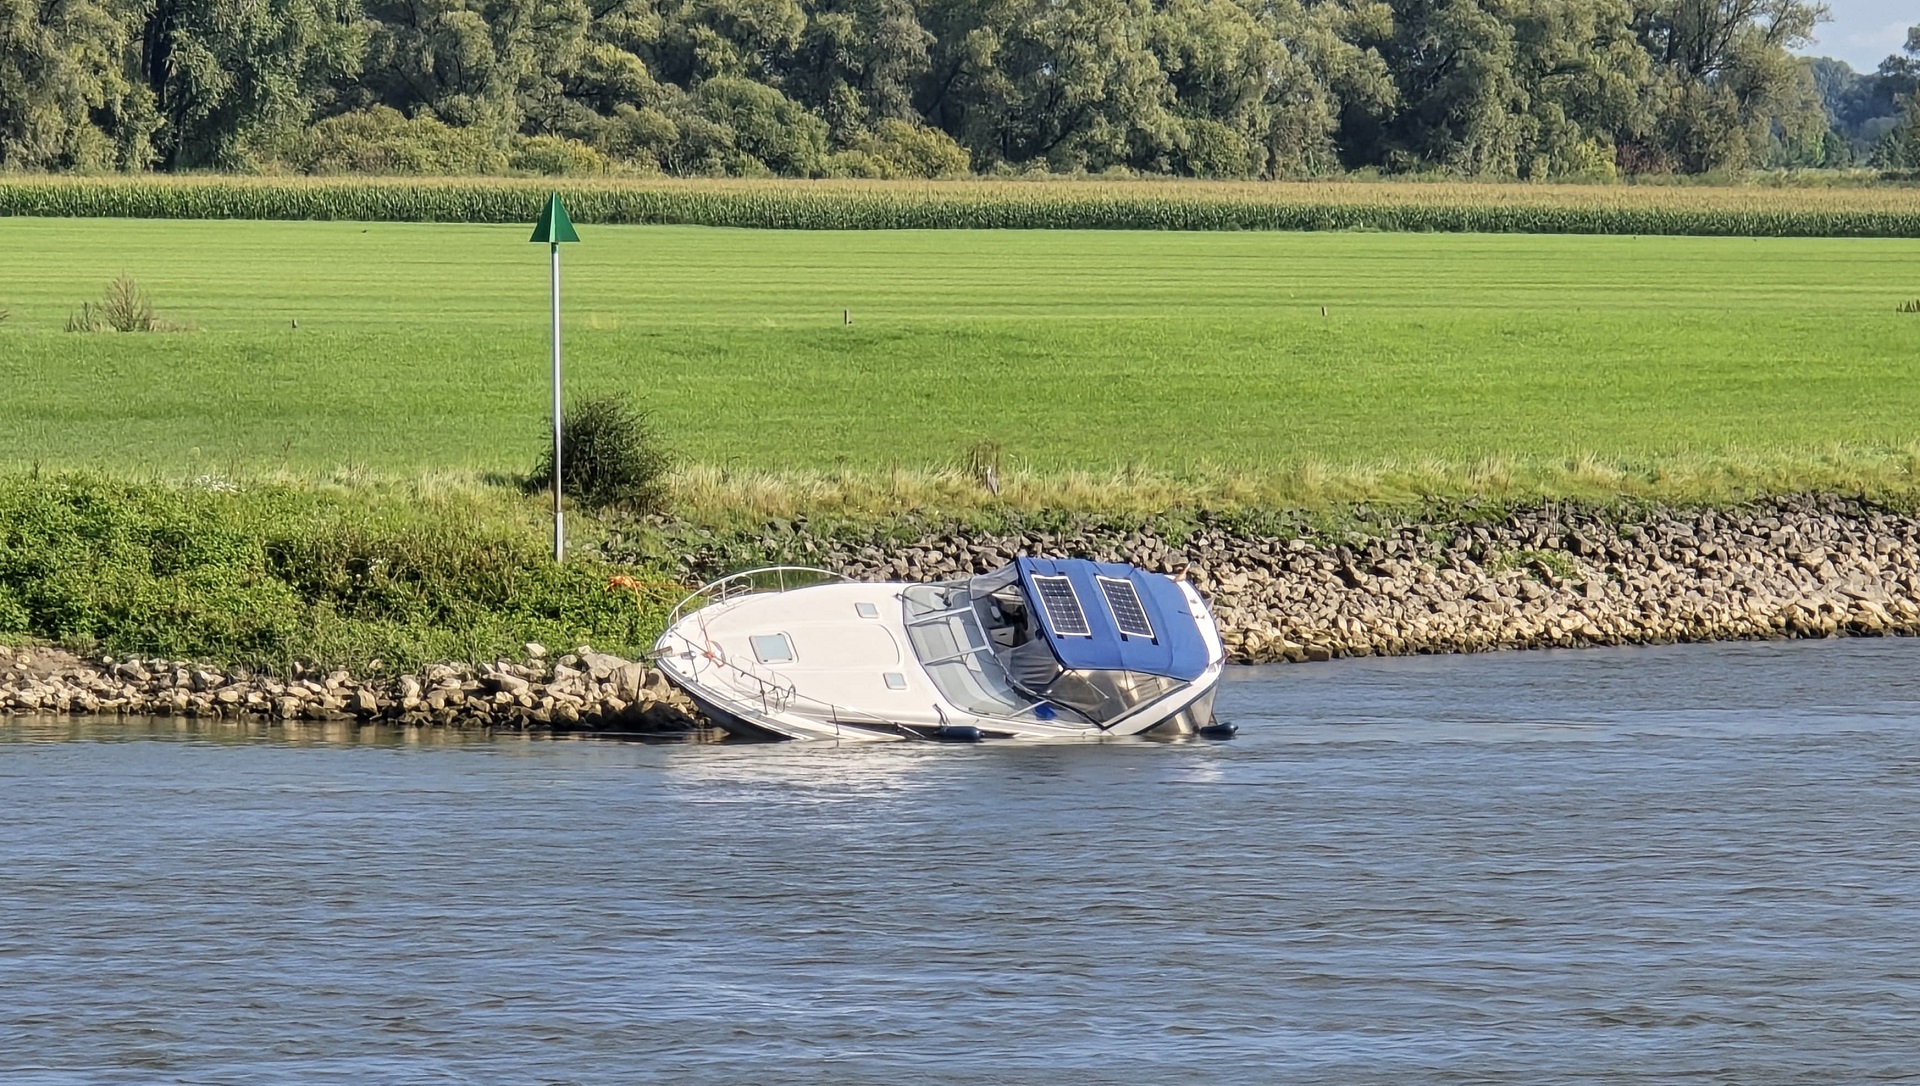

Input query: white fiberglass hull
[653,576,1224,743]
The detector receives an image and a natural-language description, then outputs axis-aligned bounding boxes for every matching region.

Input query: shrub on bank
[0,475,677,670]
[527,394,673,513]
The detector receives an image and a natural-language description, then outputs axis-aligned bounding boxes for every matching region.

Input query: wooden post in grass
[530,193,580,561]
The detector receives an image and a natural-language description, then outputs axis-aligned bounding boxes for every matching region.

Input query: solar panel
[1031,575,1091,637]
[1098,576,1155,640]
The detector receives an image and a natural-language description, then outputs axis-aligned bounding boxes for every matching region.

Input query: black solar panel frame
[1097,575,1156,640]
[1031,574,1092,637]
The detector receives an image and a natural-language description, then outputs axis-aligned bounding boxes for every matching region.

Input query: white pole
[550,240,564,562]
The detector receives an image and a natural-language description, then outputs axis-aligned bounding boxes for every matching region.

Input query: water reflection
[0,716,714,750]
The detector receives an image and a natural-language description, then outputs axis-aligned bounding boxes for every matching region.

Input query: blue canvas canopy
[1014,557,1212,682]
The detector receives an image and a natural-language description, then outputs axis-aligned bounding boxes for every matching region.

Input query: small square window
[855,602,880,619]
[749,633,794,664]
[883,672,908,690]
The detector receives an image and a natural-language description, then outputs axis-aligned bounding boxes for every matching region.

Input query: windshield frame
[901,581,1089,724]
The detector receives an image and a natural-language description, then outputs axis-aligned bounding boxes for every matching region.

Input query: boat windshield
[954,565,1192,725]
[901,582,1071,721]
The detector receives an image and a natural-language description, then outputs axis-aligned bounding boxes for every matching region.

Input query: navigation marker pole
[530,193,581,562]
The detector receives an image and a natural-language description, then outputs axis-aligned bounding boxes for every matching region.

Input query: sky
[1799,0,1915,72]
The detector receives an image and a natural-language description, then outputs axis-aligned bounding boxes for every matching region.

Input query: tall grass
[665,448,1920,522]
[4,176,1919,235]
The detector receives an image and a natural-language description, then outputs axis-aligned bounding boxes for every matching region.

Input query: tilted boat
[653,559,1227,742]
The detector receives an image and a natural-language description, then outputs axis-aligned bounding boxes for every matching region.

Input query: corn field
[3,176,1920,235]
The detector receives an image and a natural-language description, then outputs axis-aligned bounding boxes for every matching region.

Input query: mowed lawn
[0,217,1916,479]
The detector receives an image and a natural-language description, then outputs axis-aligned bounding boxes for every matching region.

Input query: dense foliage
[1812,28,1920,168]
[2,0,1915,180]
[0,475,674,668]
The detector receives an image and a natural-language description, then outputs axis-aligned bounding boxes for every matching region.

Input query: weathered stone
[579,652,629,681]
[487,673,530,695]
[611,661,650,702]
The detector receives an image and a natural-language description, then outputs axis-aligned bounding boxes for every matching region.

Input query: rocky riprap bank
[665,494,1920,663]
[10,495,1920,726]
[0,645,704,730]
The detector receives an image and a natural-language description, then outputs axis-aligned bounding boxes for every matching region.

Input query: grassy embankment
[1,198,1918,668]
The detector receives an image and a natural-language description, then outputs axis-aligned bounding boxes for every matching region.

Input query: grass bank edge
[7,455,1920,671]
[4,176,1920,235]
[19,444,1920,524]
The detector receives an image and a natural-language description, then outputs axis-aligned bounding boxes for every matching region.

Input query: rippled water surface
[7,637,1920,1084]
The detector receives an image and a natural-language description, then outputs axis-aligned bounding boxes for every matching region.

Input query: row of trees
[2,0,1917,179]
[1811,28,1920,168]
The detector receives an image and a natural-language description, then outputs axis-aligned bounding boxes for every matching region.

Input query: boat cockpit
[901,557,1216,733]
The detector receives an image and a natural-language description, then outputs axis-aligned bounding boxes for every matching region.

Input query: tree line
[3,0,1917,179]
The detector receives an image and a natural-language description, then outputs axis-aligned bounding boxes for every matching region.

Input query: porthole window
[749,634,795,664]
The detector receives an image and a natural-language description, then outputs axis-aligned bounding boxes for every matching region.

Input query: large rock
[579,652,631,681]
[486,672,530,696]
[611,661,651,703]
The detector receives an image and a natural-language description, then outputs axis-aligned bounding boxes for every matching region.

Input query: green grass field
[2,217,1918,508]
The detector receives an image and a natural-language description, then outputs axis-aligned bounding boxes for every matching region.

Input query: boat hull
[652,571,1226,743]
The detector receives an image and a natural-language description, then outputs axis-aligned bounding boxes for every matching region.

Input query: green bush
[528,394,673,513]
[291,108,510,175]
[1176,118,1261,179]
[695,79,830,177]
[0,584,28,634]
[509,135,610,176]
[595,104,679,172]
[0,475,676,669]
[839,120,973,179]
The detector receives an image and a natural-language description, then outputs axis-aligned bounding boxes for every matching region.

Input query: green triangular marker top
[530,193,581,244]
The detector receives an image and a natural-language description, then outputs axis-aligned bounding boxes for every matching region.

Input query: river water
[5,637,1920,1084]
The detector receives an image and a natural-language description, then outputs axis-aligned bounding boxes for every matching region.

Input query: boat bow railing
[666,566,851,628]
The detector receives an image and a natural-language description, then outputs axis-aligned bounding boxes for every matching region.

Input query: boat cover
[1014,557,1212,681]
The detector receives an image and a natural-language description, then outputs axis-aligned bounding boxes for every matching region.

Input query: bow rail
[666,566,851,627]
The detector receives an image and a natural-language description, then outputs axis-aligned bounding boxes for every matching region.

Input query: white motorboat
[653,558,1228,742]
